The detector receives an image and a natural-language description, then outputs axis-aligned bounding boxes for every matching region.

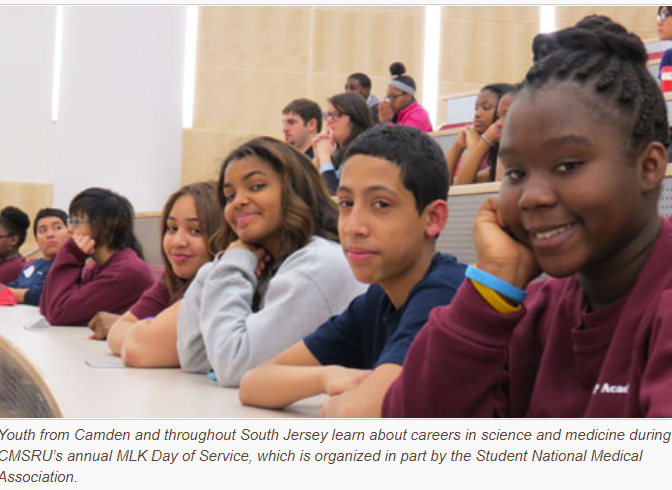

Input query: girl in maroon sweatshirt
[40,188,153,326]
[384,16,672,417]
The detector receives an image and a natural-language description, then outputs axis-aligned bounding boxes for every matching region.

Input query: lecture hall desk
[0,305,321,418]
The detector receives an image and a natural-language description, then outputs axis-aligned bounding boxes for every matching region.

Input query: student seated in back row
[239,125,466,417]
[7,208,70,305]
[384,17,672,418]
[40,188,154,326]
[281,98,322,159]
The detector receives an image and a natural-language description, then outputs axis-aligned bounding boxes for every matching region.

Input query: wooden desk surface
[0,305,321,418]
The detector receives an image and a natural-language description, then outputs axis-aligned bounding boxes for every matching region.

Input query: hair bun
[1,206,29,231]
[389,62,406,77]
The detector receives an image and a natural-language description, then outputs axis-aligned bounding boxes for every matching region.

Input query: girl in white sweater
[177,137,364,386]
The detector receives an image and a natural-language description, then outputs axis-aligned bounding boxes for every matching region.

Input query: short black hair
[0,206,30,249]
[524,16,669,155]
[69,187,144,258]
[347,72,372,90]
[343,125,448,214]
[282,98,322,134]
[33,208,68,237]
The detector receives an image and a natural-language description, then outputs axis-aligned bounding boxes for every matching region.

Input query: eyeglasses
[385,93,407,102]
[659,11,671,21]
[67,217,89,228]
[323,111,344,121]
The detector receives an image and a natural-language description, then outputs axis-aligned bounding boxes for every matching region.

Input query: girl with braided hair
[384,17,672,417]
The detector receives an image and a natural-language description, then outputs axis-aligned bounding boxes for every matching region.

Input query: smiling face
[337,155,436,294]
[474,89,498,134]
[498,82,657,279]
[658,7,672,40]
[35,216,70,261]
[222,156,284,255]
[162,194,210,280]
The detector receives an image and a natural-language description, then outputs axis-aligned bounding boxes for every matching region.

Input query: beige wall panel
[436,81,482,125]
[556,6,657,40]
[193,66,309,133]
[0,181,53,255]
[198,6,312,71]
[440,81,483,95]
[440,16,536,84]
[308,73,391,113]
[181,130,266,186]
[437,7,538,126]
[316,6,422,17]
[443,6,539,23]
[186,6,428,183]
[312,8,424,79]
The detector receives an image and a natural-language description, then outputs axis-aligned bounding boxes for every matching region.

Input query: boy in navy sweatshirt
[240,125,466,417]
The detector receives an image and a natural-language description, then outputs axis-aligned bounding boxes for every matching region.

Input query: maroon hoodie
[40,238,154,326]
[0,255,26,284]
[384,217,672,418]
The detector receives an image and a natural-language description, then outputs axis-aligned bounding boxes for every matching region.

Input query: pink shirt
[391,101,433,133]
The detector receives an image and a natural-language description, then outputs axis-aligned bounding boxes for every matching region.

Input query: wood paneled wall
[437,6,539,125]
[182,6,424,185]
[0,181,53,256]
[556,6,658,40]
[182,6,661,184]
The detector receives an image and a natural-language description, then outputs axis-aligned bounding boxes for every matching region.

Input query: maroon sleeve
[0,256,26,284]
[635,290,672,417]
[382,280,525,418]
[40,240,154,325]
[129,280,173,320]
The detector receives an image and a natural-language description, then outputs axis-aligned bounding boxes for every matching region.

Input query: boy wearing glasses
[7,209,70,305]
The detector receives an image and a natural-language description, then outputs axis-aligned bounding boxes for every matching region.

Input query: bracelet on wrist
[471,279,522,314]
[481,134,495,148]
[465,264,526,303]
